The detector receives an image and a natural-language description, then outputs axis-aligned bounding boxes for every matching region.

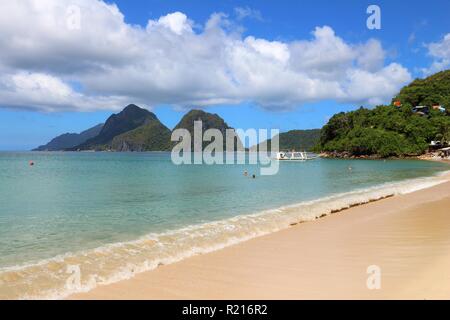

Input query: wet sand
[71,177,450,300]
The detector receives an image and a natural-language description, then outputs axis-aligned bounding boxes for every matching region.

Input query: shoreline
[320,151,450,161]
[70,172,450,300]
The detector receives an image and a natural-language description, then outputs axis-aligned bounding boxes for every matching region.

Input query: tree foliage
[393,70,450,109]
[317,70,450,157]
[261,129,321,151]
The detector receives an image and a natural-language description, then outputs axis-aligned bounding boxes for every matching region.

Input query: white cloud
[0,0,412,112]
[147,11,193,35]
[355,39,386,72]
[344,63,412,106]
[245,37,290,64]
[234,6,263,21]
[0,72,127,112]
[423,33,450,75]
[288,26,356,81]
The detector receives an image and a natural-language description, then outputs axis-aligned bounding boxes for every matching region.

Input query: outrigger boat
[276,151,318,161]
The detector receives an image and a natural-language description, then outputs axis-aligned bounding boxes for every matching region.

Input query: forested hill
[317,70,450,158]
[255,129,321,152]
[393,70,450,108]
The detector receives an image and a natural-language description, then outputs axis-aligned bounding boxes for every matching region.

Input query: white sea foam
[1,171,449,300]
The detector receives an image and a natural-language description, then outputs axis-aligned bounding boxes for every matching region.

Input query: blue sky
[0,0,449,150]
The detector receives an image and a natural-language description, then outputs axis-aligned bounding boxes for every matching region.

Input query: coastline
[70,172,450,300]
[320,151,450,161]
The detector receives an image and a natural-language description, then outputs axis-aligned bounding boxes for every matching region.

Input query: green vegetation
[393,70,450,109]
[257,129,321,151]
[174,109,231,134]
[173,109,243,150]
[76,104,158,150]
[317,70,450,157]
[111,120,172,151]
[278,129,321,151]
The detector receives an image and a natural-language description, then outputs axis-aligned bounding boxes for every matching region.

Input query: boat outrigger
[276,151,318,161]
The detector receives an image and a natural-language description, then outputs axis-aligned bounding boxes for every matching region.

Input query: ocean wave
[1,170,449,300]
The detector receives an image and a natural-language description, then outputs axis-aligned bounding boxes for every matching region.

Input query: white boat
[276,151,318,161]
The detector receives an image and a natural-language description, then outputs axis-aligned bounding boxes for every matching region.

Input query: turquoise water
[0,152,449,298]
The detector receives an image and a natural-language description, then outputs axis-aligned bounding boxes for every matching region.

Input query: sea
[0,151,449,299]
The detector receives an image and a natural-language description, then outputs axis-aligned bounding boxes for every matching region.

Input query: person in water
[252,174,256,179]
[243,170,248,177]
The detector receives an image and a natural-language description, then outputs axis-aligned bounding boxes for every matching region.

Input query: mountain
[173,109,243,150]
[33,123,103,151]
[254,129,321,151]
[111,120,172,151]
[318,70,450,158]
[74,104,158,150]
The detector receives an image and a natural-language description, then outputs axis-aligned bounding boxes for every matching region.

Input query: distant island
[33,123,104,151]
[34,104,321,152]
[34,70,449,158]
[73,104,172,152]
[35,106,248,152]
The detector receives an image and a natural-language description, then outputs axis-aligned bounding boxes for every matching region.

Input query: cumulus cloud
[147,11,193,35]
[0,0,412,112]
[422,33,450,75]
[0,72,127,112]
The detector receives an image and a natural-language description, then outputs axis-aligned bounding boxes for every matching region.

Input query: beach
[70,172,450,300]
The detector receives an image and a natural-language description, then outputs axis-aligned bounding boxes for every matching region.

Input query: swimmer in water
[243,170,248,177]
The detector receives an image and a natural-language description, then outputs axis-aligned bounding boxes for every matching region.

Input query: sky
[0,0,449,150]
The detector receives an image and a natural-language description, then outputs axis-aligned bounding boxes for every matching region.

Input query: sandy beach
[70,173,450,300]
